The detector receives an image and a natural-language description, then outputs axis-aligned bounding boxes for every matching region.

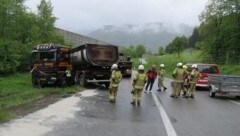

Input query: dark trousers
[66,77,72,86]
[145,78,155,91]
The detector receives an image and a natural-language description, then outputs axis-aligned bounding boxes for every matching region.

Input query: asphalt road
[46,73,240,136]
[1,72,240,136]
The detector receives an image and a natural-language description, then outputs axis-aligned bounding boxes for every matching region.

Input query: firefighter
[157,64,167,92]
[170,62,188,98]
[65,66,72,86]
[184,64,201,98]
[182,65,190,96]
[131,65,147,106]
[145,64,157,93]
[109,64,122,103]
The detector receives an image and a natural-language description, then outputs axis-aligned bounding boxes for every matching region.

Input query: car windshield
[32,51,56,61]
[198,65,218,74]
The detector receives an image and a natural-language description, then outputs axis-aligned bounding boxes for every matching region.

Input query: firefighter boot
[137,101,141,106]
[163,87,167,91]
[130,101,136,105]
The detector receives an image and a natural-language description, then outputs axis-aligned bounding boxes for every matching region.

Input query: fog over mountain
[86,22,194,52]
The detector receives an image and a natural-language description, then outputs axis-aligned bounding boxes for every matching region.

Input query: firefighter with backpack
[109,64,122,103]
[131,65,147,106]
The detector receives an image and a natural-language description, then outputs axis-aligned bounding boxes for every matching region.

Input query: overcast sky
[24,0,208,34]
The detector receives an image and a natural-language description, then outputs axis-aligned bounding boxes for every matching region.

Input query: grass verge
[0,73,83,123]
[133,49,240,76]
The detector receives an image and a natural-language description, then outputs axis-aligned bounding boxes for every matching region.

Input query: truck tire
[32,78,38,86]
[79,74,87,87]
[37,79,45,88]
[209,87,215,97]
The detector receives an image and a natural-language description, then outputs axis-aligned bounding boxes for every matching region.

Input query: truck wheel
[209,87,215,97]
[236,96,240,99]
[79,74,87,87]
[32,78,38,86]
[60,77,67,87]
[37,79,44,88]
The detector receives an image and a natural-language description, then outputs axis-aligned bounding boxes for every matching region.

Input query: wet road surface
[1,71,240,136]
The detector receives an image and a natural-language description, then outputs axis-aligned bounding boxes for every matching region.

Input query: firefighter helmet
[111,64,118,69]
[138,65,144,70]
[192,64,198,69]
[183,65,187,70]
[177,62,183,67]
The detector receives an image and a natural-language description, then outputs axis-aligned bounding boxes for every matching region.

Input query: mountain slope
[87,23,193,51]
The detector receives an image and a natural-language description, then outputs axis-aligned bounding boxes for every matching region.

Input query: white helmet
[111,64,118,69]
[177,62,183,67]
[192,64,198,69]
[160,64,165,67]
[138,65,144,70]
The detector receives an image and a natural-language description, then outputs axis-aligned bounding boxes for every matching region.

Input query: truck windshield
[32,51,56,61]
[198,65,218,74]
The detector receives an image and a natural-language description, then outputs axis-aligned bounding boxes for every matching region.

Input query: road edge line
[229,100,240,106]
[151,93,177,136]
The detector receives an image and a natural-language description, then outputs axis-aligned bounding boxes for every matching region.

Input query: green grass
[219,65,240,75]
[133,49,202,77]
[133,49,240,76]
[0,73,83,123]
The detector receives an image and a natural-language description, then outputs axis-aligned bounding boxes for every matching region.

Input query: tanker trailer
[70,43,119,88]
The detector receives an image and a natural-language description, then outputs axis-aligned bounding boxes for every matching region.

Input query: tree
[158,46,165,55]
[199,0,240,64]
[135,44,146,58]
[170,36,187,58]
[0,0,27,74]
[189,27,201,49]
[36,0,57,43]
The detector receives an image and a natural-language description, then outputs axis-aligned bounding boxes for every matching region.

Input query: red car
[186,63,220,88]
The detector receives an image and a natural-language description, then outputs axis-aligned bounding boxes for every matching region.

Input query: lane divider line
[151,93,177,136]
[229,100,240,106]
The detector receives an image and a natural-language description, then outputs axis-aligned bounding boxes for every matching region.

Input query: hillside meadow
[133,49,240,76]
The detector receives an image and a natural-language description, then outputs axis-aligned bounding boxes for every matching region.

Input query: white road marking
[151,93,177,136]
[229,100,240,106]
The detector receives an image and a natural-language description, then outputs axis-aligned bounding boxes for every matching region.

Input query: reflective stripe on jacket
[134,73,147,89]
[189,69,201,83]
[111,70,122,88]
[66,70,71,77]
[172,68,188,83]
[158,69,165,79]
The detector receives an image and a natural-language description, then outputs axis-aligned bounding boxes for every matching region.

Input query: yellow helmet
[183,65,187,70]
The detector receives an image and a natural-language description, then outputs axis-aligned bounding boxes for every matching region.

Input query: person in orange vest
[109,64,122,103]
[145,64,157,93]
[131,65,147,106]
